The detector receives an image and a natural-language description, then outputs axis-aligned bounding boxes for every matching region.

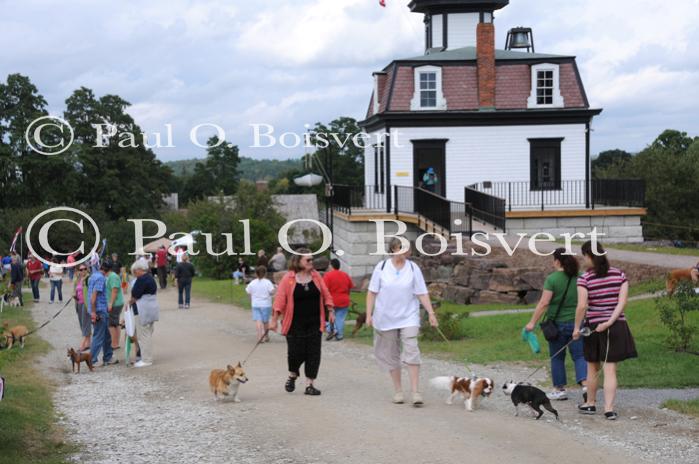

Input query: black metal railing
[592,179,645,208]
[332,184,386,214]
[394,185,472,235]
[468,179,645,211]
[464,186,507,231]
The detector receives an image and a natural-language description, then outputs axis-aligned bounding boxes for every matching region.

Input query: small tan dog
[2,321,28,349]
[209,362,248,402]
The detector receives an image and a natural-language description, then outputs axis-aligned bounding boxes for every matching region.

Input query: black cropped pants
[286,329,322,379]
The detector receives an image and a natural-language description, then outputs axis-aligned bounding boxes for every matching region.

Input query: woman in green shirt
[525,248,587,401]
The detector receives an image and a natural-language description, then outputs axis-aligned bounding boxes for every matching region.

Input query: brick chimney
[477,22,496,109]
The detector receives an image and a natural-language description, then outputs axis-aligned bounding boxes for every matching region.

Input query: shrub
[421,310,469,341]
[656,282,699,352]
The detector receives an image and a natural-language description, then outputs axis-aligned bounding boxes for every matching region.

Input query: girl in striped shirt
[574,241,637,420]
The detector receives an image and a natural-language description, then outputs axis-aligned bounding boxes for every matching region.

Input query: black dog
[502,381,559,420]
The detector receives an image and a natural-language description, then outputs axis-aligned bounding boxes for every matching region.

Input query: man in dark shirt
[174,254,196,309]
[10,255,24,306]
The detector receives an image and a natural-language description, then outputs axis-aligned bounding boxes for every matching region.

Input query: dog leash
[24,297,74,337]
[241,329,269,365]
[433,326,478,379]
[523,326,593,381]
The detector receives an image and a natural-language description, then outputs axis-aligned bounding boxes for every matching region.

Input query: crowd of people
[2,239,638,418]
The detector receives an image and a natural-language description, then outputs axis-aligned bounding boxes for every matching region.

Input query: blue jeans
[30,279,40,300]
[178,281,191,305]
[91,313,113,364]
[68,268,75,281]
[548,321,587,388]
[50,280,63,302]
[326,307,349,339]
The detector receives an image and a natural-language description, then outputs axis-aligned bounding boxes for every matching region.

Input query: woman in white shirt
[246,266,276,343]
[366,238,438,406]
[49,257,64,304]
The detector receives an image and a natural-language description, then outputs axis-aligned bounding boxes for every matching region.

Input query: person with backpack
[365,238,438,406]
[525,248,587,401]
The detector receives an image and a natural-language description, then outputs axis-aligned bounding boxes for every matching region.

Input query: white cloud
[0,0,697,159]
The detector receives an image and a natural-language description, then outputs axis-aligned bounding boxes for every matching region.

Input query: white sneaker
[547,389,568,401]
[392,392,405,404]
[134,360,152,368]
[412,392,424,406]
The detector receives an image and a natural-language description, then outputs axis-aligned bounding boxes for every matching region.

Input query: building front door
[412,139,447,197]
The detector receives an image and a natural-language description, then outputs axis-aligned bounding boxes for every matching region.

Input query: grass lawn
[0,296,74,464]
[662,398,699,419]
[194,278,252,310]
[193,277,532,317]
[629,278,665,297]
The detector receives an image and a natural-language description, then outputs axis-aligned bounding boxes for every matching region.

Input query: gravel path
[28,284,698,464]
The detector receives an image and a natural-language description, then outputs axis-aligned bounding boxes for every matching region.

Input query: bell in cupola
[505,27,535,53]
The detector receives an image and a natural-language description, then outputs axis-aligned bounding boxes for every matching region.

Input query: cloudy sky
[1,0,698,161]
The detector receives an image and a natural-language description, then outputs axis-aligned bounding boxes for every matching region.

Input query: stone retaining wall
[506,214,644,243]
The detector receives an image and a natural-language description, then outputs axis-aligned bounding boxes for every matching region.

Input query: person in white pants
[129,260,159,367]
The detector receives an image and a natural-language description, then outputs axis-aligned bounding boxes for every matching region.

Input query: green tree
[63,87,172,219]
[592,149,633,178]
[310,116,364,188]
[185,182,285,278]
[0,74,76,208]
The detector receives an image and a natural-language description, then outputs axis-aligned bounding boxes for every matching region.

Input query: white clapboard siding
[388,124,587,207]
[432,14,443,48]
[447,13,479,49]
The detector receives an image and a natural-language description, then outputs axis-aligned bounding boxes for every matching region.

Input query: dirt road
[31,288,698,464]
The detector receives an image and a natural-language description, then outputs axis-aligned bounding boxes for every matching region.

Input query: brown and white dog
[666,268,698,296]
[208,362,248,402]
[430,376,495,411]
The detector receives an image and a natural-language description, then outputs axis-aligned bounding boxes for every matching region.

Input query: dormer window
[411,65,447,111]
[528,63,564,109]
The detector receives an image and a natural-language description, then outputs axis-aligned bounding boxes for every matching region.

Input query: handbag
[540,276,573,342]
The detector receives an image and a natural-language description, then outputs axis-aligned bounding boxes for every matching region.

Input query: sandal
[605,411,618,421]
[578,404,597,415]
[304,385,321,396]
[285,376,297,393]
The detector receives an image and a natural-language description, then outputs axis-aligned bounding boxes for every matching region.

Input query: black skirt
[583,320,638,363]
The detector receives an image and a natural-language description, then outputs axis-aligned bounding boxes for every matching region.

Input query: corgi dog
[430,376,495,411]
[2,322,28,349]
[67,347,94,374]
[209,362,248,402]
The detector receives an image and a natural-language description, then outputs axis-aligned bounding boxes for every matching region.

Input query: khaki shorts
[373,326,421,371]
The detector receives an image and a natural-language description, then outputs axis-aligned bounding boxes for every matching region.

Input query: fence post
[393,185,398,216]
[508,182,512,212]
[541,188,545,211]
[466,203,473,240]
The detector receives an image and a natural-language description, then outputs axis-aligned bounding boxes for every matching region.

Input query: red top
[26,259,44,281]
[322,269,354,308]
[272,271,334,336]
[156,249,168,267]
